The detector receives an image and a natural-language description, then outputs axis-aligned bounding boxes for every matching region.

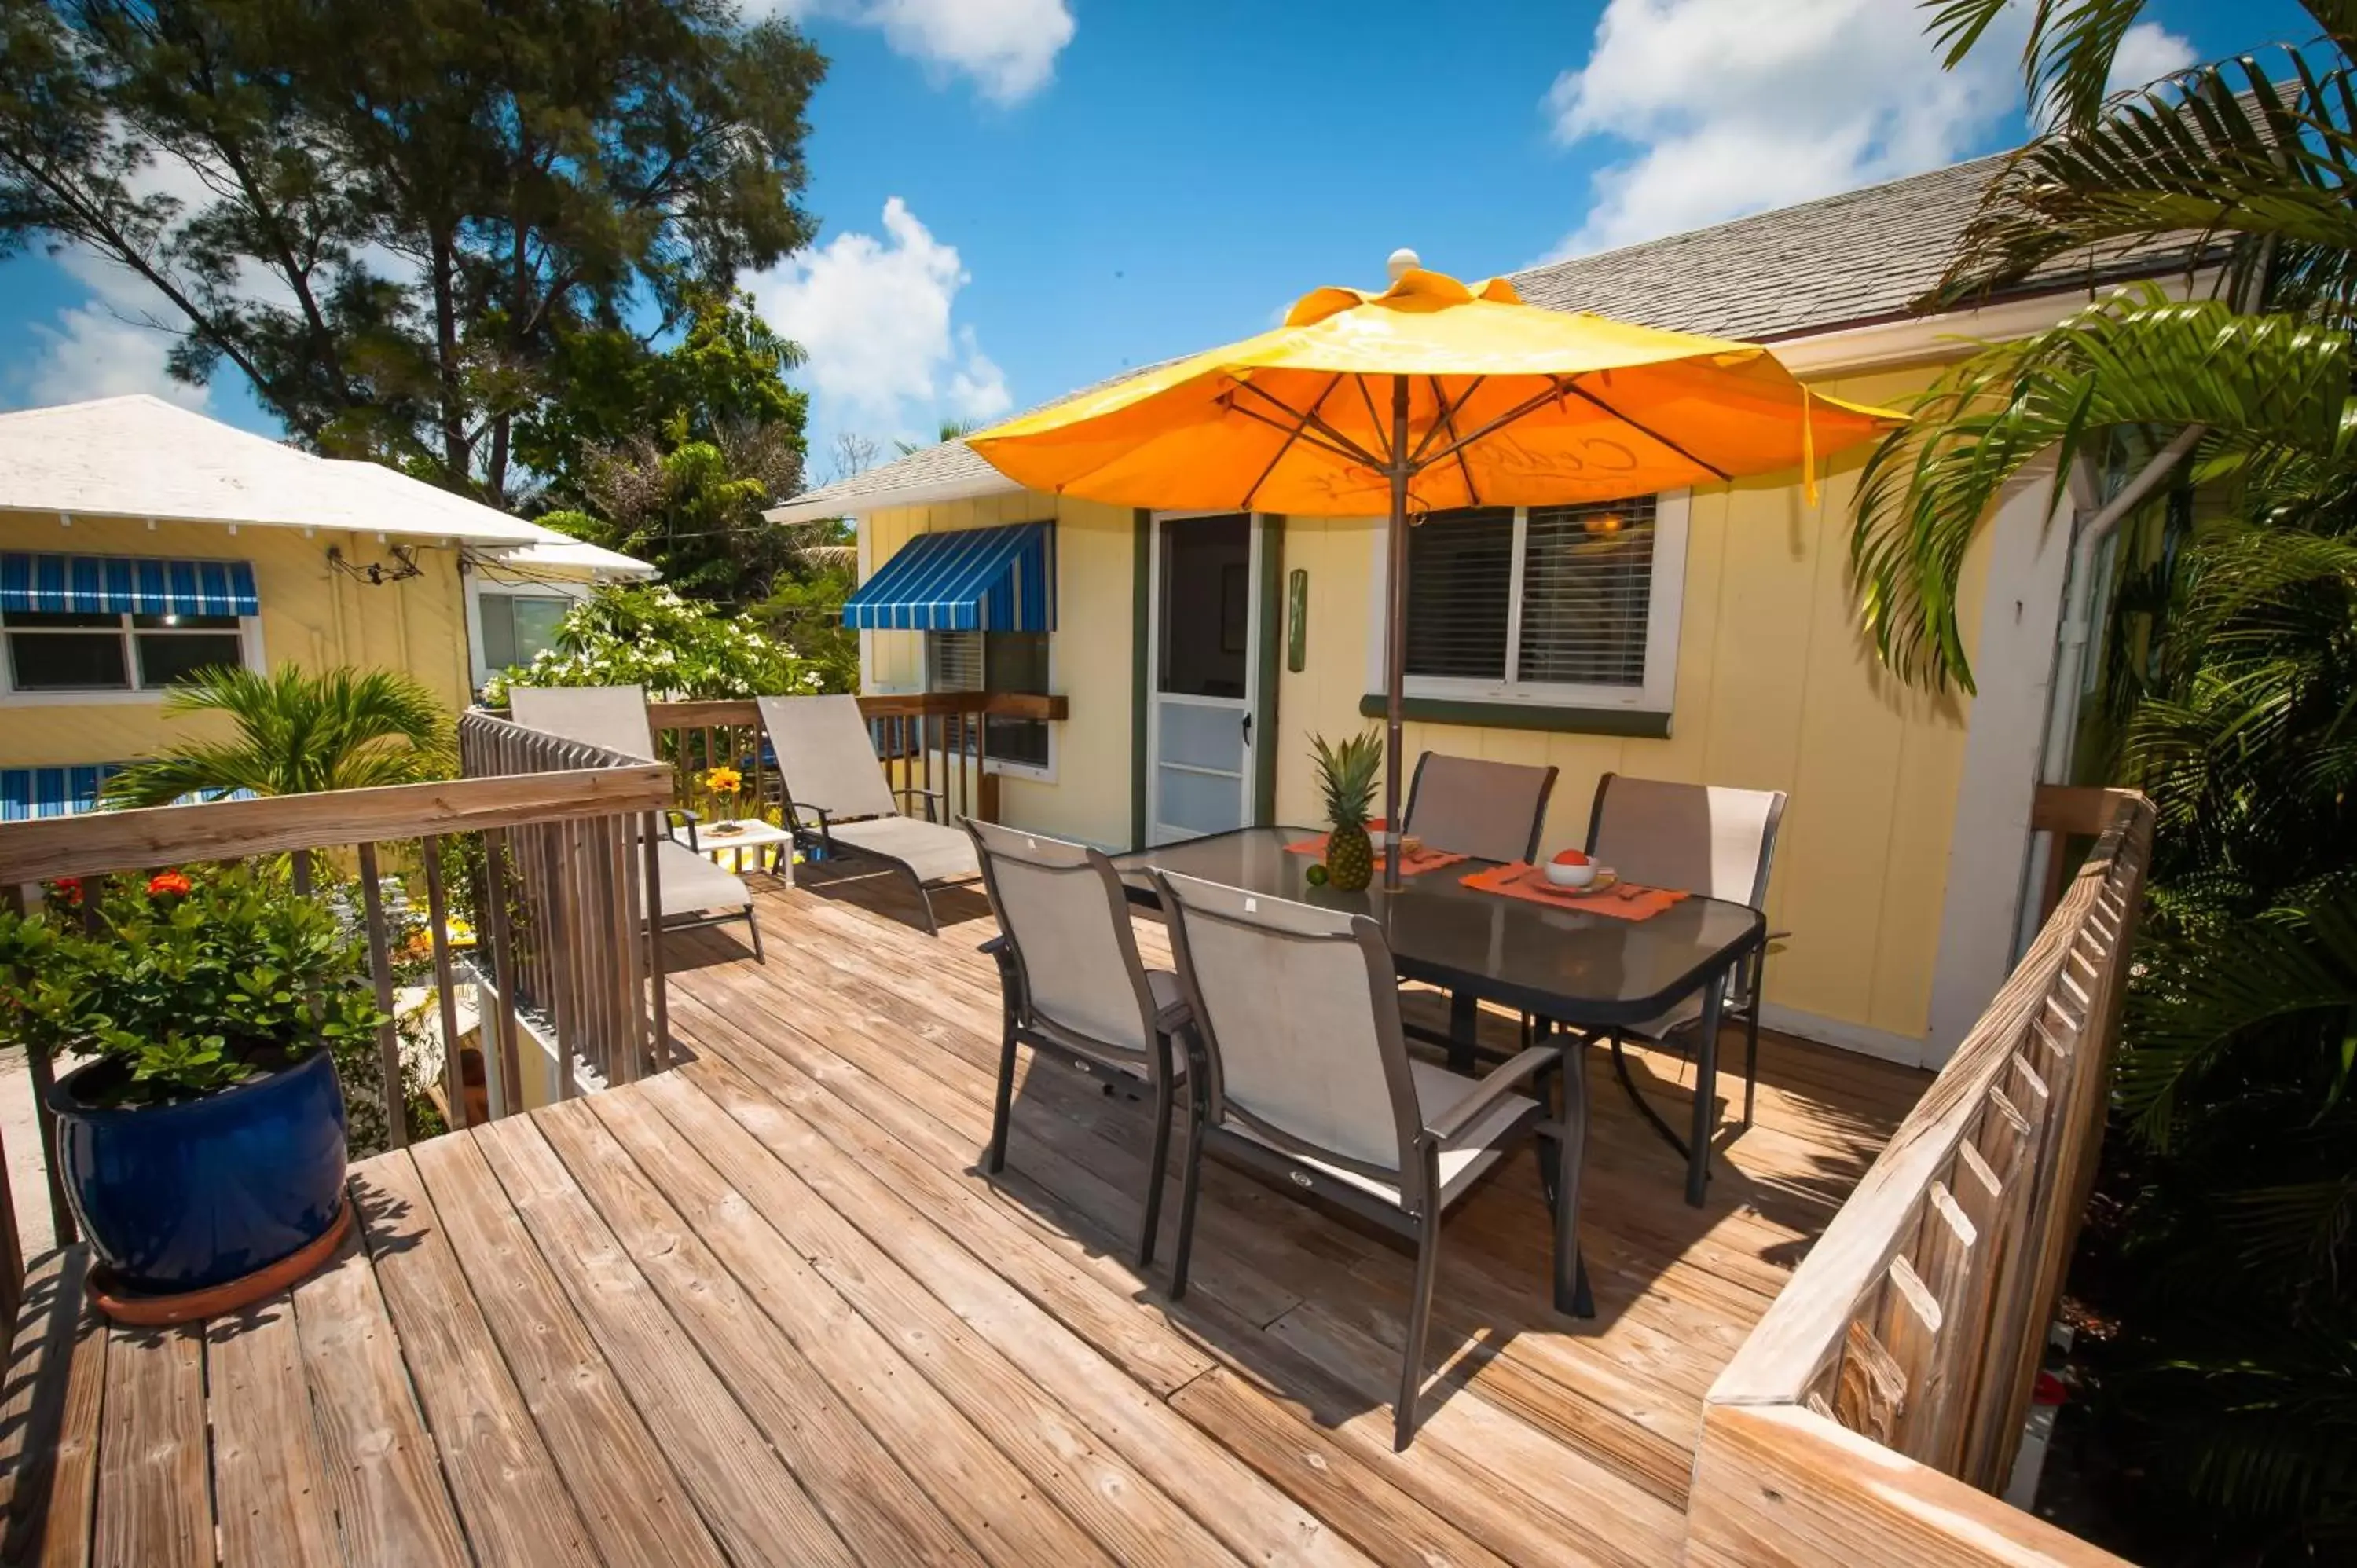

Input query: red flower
[146,870,193,898]
[49,877,82,907]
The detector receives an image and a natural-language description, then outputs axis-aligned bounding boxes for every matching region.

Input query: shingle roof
[768,149,2192,523]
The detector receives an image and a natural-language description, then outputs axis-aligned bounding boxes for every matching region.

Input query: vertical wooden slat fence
[1684,788,2154,1566]
[456,712,672,1090]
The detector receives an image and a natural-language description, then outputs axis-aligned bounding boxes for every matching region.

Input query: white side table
[688,819,794,882]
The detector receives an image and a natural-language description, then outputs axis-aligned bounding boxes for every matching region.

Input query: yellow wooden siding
[860,490,1138,848]
[0,511,473,769]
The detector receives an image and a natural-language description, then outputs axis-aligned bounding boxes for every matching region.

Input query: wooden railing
[646,691,1069,828]
[0,754,675,1305]
[1684,789,2154,1566]
[456,712,676,1094]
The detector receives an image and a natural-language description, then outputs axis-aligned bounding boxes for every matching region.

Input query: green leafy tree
[517,285,809,504]
[100,663,455,806]
[482,582,818,703]
[0,0,825,504]
[1853,5,2357,1554]
[540,419,806,607]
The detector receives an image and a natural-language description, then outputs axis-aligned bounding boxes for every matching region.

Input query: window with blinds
[924,629,1051,771]
[1401,495,1663,700]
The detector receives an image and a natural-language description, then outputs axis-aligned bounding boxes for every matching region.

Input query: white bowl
[1543,859,1598,889]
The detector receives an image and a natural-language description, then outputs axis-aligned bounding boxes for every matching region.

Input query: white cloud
[745,196,1011,445]
[2107,22,2198,95]
[18,303,210,411]
[1541,0,2030,257]
[749,0,1073,103]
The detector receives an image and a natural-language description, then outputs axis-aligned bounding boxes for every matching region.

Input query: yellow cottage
[0,395,651,811]
[774,154,2205,1074]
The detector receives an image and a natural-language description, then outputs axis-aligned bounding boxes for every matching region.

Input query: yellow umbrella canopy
[969,264,1903,885]
[970,267,1900,515]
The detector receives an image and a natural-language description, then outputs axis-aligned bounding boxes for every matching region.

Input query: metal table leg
[1446,989,1479,1073]
[1548,1021,1595,1317]
[1683,972,1726,1207]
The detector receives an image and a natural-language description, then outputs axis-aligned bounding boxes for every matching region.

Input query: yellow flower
[702,765,743,795]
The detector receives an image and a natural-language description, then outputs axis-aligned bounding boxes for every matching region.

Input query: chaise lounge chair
[757,694,981,936]
[507,685,764,959]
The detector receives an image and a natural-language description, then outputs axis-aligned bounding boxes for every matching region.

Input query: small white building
[462,535,659,692]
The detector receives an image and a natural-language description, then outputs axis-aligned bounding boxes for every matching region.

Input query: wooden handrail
[1687,788,2154,1566]
[643,692,1070,727]
[0,767,673,885]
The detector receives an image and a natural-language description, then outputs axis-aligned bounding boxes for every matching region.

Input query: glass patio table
[1108,826,1765,1207]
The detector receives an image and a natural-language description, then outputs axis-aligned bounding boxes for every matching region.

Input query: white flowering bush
[482,585,826,703]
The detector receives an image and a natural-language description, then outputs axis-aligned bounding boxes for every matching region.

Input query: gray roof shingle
[771,149,2190,522]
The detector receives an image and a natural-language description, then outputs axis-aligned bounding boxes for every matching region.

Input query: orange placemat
[1459,862,1691,921]
[1284,830,1468,878]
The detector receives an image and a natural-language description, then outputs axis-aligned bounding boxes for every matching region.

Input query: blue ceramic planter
[49,1047,349,1295]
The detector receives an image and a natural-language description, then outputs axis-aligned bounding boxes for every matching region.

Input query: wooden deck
[0,864,1926,1567]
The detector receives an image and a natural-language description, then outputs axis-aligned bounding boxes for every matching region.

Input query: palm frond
[1923,0,2162,132]
[1851,288,2352,690]
[1931,53,2357,319]
[100,662,454,808]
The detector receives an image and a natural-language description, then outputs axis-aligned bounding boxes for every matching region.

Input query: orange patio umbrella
[970,257,1901,886]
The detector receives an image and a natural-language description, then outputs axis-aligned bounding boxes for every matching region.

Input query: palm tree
[101,663,456,807]
[1850,4,2357,1552]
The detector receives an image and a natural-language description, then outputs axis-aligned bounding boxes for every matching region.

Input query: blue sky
[0,0,2297,487]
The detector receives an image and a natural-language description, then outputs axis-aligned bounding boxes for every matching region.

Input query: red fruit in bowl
[1552,848,1590,866]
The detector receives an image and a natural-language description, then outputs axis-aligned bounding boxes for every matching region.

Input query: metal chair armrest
[893,786,946,822]
[1424,1046,1558,1146]
[662,807,702,851]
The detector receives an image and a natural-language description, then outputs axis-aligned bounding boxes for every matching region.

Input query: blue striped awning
[1,553,259,617]
[0,768,257,822]
[1,765,122,822]
[842,522,1054,633]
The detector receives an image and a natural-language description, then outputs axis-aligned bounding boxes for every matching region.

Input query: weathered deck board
[0,873,1924,1566]
[206,1291,341,1568]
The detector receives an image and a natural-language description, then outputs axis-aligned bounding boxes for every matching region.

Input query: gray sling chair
[964,820,1191,1267]
[507,685,765,959]
[756,694,981,936]
[1397,751,1560,1061]
[1150,869,1579,1450]
[1582,772,1787,1167]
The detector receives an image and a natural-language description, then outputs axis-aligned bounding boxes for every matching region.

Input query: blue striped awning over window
[0,767,256,822]
[841,522,1054,633]
[1,553,259,618]
[0,765,122,822]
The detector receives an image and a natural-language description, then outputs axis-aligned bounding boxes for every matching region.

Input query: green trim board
[1355,693,1672,739]
[1252,516,1284,826]
[1131,509,1151,851]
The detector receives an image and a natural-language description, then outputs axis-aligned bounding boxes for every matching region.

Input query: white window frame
[0,607,266,706]
[924,627,1058,783]
[1364,489,1689,716]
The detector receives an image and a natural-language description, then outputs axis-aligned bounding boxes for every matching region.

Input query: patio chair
[1150,868,1569,1449]
[1583,772,1786,1160]
[1401,750,1559,863]
[1398,751,1559,1059]
[756,694,981,936]
[966,819,1190,1266]
[506,685,764,960]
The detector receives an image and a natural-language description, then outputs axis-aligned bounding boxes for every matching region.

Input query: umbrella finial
[1386,247,1420,283]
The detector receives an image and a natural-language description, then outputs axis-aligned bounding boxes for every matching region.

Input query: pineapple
[1309,729,1384,892]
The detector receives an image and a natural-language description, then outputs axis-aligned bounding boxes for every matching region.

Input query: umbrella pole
[1382,374,1411,892]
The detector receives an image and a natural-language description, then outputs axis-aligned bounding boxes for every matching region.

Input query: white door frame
[1146,511,1266,844]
